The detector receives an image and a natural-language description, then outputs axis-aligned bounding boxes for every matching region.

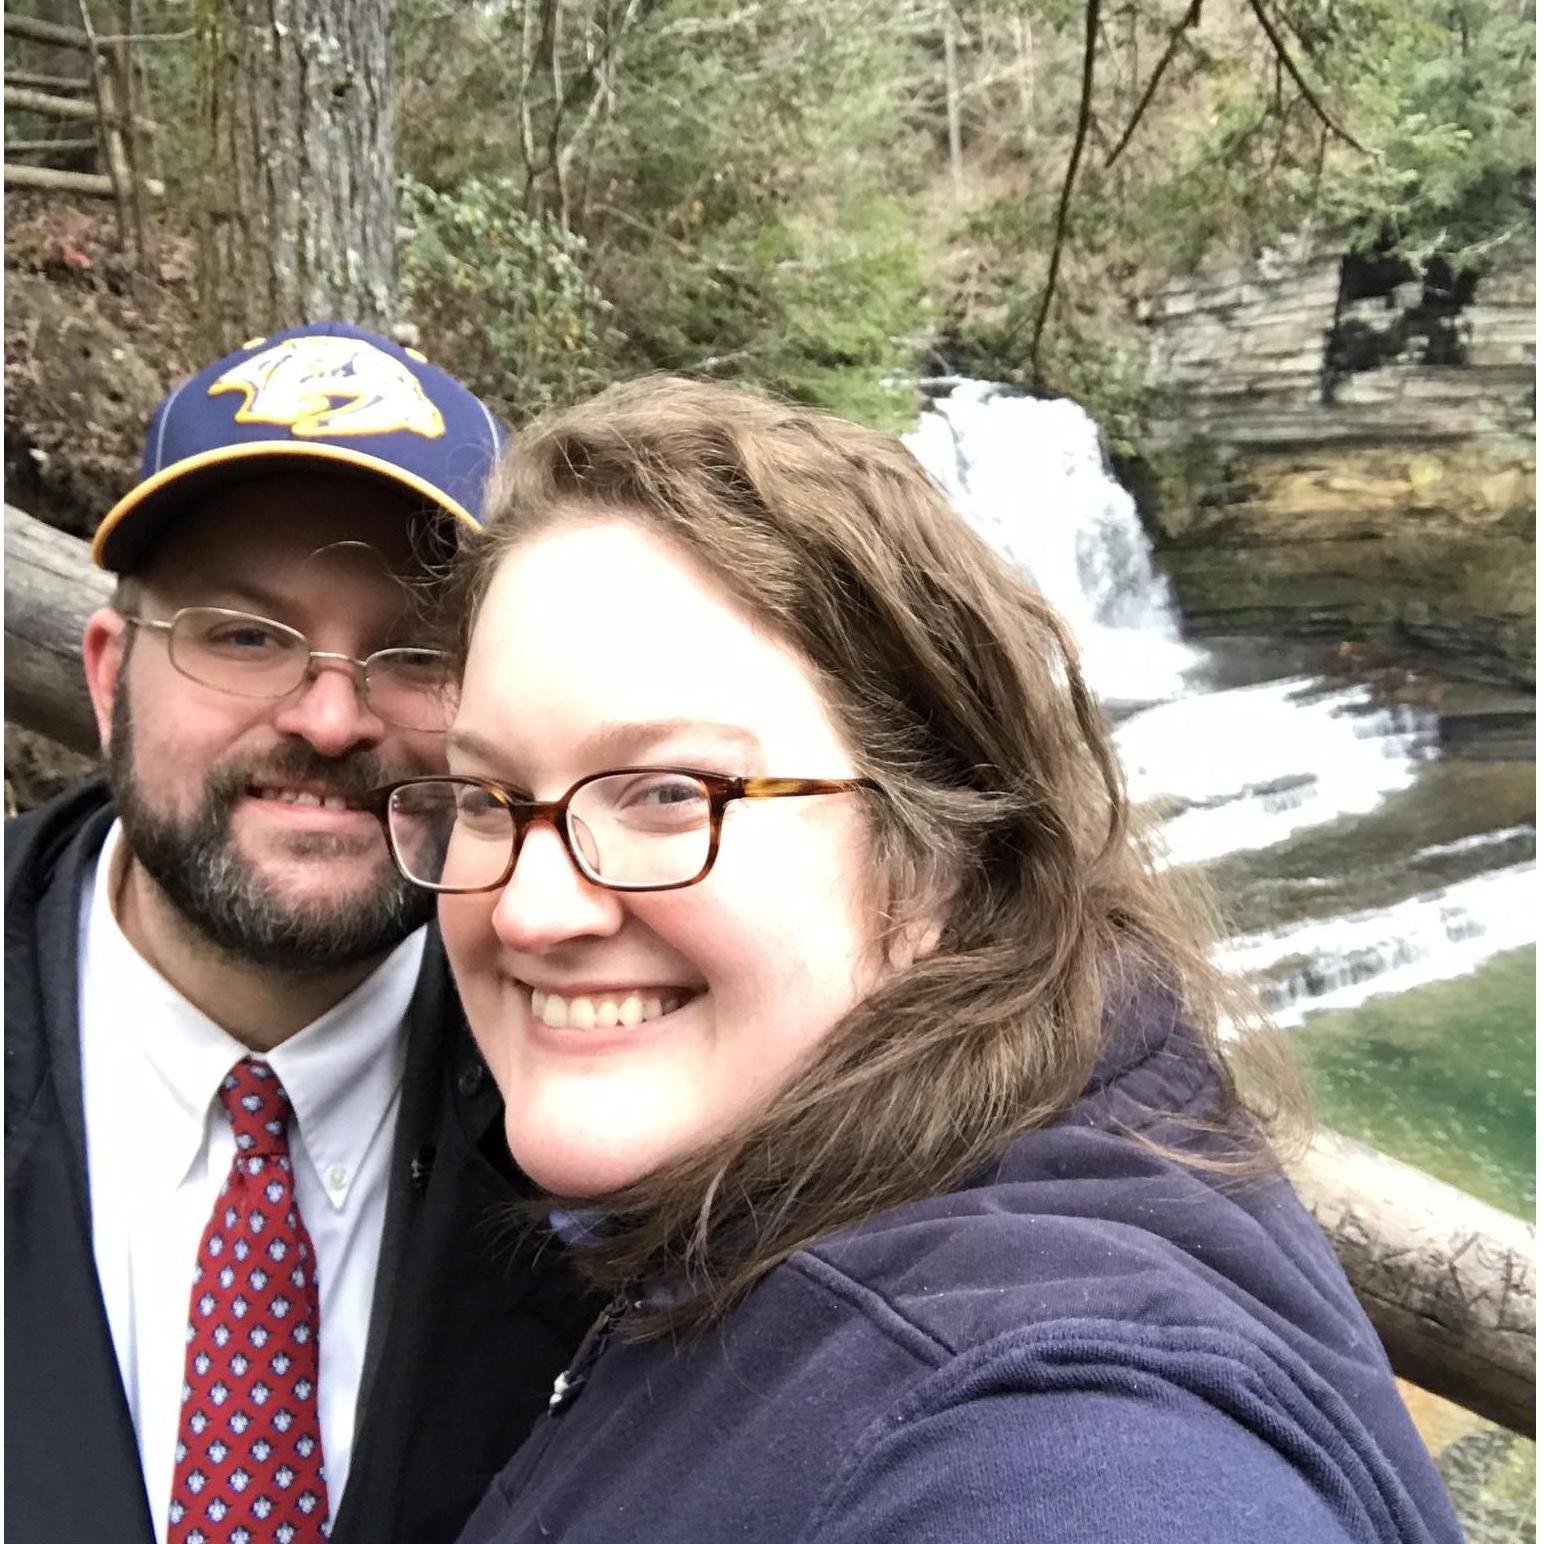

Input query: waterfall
[1114,679,1438,866]
[904,379,1528,1020]
[905,380,1199,705]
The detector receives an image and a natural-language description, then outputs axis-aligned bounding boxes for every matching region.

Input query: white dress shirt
[79,820,425,1542]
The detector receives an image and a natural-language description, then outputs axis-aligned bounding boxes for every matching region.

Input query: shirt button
[326,1165,348,1192]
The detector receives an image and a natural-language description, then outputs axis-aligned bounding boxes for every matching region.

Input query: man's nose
[270,656,384,757]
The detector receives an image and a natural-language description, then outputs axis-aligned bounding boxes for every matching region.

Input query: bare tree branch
[518,1,539,198]
[523,0,668,221]
[1103,0,1202,170]
[1005,0,1101,376]
[548,0,568,223]
[1242,0,1364,152]
[558,0,641,207]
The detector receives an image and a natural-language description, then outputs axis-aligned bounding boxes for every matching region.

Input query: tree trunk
[942,3,963,200]
[194,0,396,348]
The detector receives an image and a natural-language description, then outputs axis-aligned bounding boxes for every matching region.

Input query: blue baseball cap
[92,320,506,572]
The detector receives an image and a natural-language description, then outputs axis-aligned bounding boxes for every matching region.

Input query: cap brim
[92,440,483,572]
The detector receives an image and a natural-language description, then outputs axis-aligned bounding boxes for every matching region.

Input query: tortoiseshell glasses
[369,769,880,894]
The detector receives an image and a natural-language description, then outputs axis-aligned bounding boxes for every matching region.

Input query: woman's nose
[488,819,625,953]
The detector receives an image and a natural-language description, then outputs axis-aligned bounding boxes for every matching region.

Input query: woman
[376,378,1461,1543]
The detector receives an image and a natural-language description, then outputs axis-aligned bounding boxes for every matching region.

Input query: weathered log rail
[4,81,159,135]
[1290,1129,1534,1436]
[3,7,168,258]
[3,503,1537,1436]
[5,505,114,753]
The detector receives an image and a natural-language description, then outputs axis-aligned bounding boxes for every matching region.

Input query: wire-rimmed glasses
[121,606,457,732]
[368,768,881,894]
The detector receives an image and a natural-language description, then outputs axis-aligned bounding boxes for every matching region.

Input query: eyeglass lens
[387,772,718,892]
[164,608,456,731]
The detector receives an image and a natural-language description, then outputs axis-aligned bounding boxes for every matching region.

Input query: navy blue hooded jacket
[457,999,1462,1544]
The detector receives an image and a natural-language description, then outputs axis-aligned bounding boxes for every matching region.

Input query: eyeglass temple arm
[738,777,878,799]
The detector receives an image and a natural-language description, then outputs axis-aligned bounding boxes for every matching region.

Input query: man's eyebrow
[446,720,764,773]
[174,580,288,615]
[179,574,414,633]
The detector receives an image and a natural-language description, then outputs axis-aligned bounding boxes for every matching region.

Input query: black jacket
[5,779,598,1544]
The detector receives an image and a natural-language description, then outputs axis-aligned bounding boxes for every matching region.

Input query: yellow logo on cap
[208,335,447,439]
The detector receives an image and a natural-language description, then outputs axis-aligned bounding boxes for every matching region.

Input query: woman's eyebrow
[580,719,765,762]
[445,720,764,772]
[444,726,519,772]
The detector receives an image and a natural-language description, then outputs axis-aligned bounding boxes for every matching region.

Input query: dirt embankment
[5,195,203,809]
[6,195,202,538]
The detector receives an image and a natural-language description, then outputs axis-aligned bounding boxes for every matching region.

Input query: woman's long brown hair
[461,375,1305,1336]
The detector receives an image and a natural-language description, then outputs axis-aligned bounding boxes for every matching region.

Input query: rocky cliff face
[1138,237,1535,687]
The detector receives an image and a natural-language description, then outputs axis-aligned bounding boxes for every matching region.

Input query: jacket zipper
[547,1290,629,1416]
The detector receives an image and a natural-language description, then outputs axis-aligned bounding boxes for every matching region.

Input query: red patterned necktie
[169,1057,330,1543]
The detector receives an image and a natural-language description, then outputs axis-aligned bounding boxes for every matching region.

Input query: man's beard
[108,693,435,972]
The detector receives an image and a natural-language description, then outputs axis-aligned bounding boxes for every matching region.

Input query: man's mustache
[207,744,406,807]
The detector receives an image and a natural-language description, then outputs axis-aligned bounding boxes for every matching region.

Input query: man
[6,322,595,1544]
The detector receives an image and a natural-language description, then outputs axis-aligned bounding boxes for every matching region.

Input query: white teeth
[529,988,686,1029]
[257,789,349,810]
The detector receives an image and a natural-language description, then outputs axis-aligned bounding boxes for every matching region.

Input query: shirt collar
[87,819,423,1207]
[266,931,421,1208]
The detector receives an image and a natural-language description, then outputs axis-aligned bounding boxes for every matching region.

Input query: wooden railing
[4,498,1535,1437]
[3,8,174,261]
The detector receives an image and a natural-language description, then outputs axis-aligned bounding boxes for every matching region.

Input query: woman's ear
[887,913,944,972]
[884,861,953,970]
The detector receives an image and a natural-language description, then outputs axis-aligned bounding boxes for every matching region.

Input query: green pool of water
[1296,946,1536,1219]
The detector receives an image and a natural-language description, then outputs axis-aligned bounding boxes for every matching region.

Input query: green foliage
[934,0,1534,430]
[1309,0,1536,265]
[611,195,929,430]
[1120,0,1538,270]
[579,0,934,425]
[397,174,616,425]
[397,0,931,428]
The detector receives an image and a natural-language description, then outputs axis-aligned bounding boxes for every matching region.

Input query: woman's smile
[526,984,701,1031]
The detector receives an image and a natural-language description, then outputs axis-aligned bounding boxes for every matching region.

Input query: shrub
[398,174,618,425]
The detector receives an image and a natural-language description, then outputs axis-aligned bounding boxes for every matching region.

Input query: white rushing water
[906,380,1201,704]
[1217,862,1537,1027]
[1114,679,1438,867]
[905,379,1529,1019]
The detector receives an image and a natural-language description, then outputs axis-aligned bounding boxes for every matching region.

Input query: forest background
[389,0,1539,445]
[8,0,1532,449]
